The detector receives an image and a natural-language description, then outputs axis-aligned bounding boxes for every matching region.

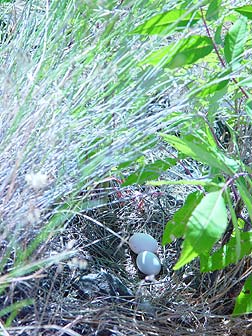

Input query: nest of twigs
[2,180,252,336]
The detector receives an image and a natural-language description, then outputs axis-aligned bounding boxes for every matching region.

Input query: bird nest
[2,180,252,336]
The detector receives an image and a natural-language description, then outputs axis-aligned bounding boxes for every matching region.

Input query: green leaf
[234,5,252,20]
[206,0,222,21]
[162,191,203,245]
[214,24,223,45]
[233,274,252,316]
[117,159,137,169]
[142,35,213,69]
[197,79,229,97]
[161,134,239,174]
[200,232,252,272]
[224,18,248,66]
[122,158,176,186]
[131,9,201,35]
[174,191,228,270]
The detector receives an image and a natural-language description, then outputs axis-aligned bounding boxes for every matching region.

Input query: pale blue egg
[136,251,161,275]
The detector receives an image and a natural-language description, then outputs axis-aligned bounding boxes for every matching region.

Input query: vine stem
[200,7,249,99]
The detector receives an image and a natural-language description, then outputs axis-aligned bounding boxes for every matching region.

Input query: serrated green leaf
[200,232,252,272]
[234,5,252,20]
[162,191,203,245]
[161,134,239,174]
[131,9,201,35]
[224,18,248,65]
[233,274,252,316]
[206,0,222,21]
[142,35,213,69]
[122,158,176,186]
[174,191,228,270]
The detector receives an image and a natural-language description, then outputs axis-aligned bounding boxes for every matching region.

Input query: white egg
[136,251,161,275]
[129,233,158,254]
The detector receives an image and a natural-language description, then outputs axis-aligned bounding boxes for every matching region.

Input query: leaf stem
[222,172,250,192]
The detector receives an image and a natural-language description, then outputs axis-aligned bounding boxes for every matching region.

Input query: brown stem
[232,78,249,99]
[200,7,249,99]
[200,7,226,67]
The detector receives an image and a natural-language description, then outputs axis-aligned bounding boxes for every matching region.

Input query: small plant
[130,1,252,315]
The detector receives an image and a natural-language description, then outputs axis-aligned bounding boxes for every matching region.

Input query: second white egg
[136,251,161,275]
[129,233,158,254]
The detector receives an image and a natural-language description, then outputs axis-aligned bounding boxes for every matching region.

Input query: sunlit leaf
[162,191,203,245]
[174,191,228,269]
[131,9,201,35]
[233,274,252,315]
[142,35,213,68]
[200,232,252,272]
[206,0,222,21]
[161,134,239,174]
[234,5,252,19]
[122,158,176,186]
[197,79,229,97]
[224,18,248,65]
